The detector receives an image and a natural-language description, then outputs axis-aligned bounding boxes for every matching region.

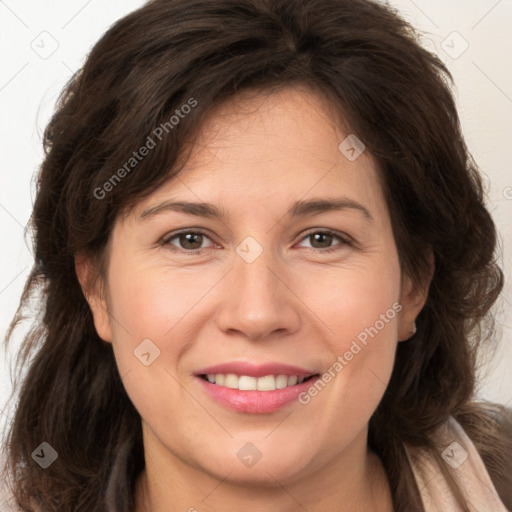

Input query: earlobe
[397,250,434,341]
[74,254,113,343]
[398,319,417,342]
[397,276,426,341]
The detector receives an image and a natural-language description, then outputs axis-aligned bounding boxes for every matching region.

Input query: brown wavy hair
[2,0,511,510]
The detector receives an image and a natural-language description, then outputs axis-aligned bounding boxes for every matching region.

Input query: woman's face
[82,87,424,488]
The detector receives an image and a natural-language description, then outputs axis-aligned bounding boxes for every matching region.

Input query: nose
[215,246,302,342]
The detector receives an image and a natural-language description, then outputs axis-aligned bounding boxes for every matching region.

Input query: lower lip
[196,375,321,414]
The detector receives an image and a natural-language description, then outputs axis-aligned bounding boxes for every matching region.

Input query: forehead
[190,86,350,162]
[130,86,385,221]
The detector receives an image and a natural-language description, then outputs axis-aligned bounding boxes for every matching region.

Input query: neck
[134,424,393,512]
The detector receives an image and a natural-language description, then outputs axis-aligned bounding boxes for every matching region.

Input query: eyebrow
[140,197,373,222]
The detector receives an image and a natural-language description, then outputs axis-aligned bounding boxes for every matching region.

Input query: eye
[297,230,351,252]
[160,228,352,254]
[161,230,215,253]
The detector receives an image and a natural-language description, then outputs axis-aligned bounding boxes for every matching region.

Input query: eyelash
[160,228,353,255]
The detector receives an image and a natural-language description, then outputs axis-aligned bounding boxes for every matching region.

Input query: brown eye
[163,231,214,252]
[297,230,351,252]
[178,233,204,250]
[309,232,334,249]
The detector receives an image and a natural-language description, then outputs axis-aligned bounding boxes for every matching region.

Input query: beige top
[405,416,509,511]
[1,417,508,511]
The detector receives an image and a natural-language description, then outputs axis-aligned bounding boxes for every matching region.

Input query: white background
[1,0,512,434]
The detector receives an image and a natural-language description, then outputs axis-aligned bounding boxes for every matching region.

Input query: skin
[77,86,429,511]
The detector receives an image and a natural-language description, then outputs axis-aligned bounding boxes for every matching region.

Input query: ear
[75,253,113,343]
[397,250,434,341]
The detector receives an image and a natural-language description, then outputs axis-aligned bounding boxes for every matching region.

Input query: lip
[196,375,321,414]
[194,361,317,379]
[194,361,320,414]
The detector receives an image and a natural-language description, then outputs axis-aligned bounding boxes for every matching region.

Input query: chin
[192,443,317,486]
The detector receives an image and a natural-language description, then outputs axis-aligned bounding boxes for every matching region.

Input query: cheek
[298,256,401,411]
[103,260,171,373]
[104,257,226,383]
[104,262,200,430]
[107,258,204,339]
[301,256,401,348]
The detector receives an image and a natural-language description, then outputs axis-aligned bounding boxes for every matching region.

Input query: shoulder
[0,453,23,512]
[454,402,512,509]
[405,407,511,511]
[0,481,21,512]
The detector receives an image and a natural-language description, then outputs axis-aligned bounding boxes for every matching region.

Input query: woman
[2,0,511,510]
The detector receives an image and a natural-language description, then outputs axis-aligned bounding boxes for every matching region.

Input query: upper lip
[195,362,318,379]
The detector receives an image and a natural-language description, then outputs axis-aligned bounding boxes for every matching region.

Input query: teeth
[275,375,288,389]
[204,373,309,391]
[257,375,276,391]
[239,376,257,390]
[225,374,239,389]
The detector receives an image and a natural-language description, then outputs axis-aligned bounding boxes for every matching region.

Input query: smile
[195,367,321,413]
[199,373,316,391]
